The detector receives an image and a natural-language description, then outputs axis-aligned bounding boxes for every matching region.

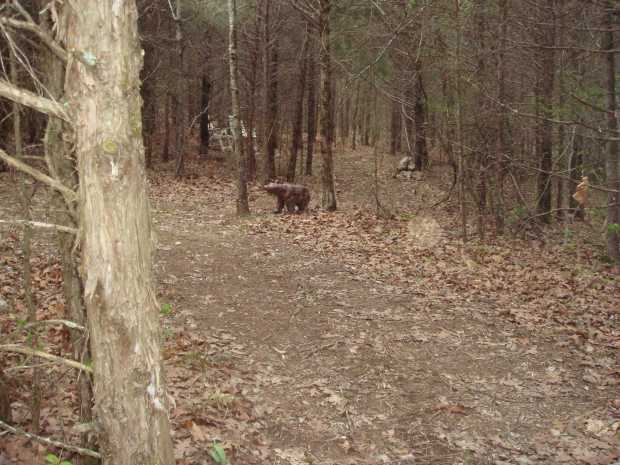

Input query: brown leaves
[572,176,589,206]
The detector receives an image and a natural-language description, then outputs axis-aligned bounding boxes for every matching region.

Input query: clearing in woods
[0,146,618,465]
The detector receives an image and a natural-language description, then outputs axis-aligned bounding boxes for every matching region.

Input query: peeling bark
[64,2,174,463]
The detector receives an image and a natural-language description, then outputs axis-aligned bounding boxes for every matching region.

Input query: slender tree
[287,28,309,182]
[172,0,187,177]
[200,73,211,158]
[262,0,279,182]
[305,40,318,175]
[603,0,619,260]
[229,0,250,214]
[317,0,337,210]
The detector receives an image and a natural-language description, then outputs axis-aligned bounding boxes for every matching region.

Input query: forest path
[151,154,617,465]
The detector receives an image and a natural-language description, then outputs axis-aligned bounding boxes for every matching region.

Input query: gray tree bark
[603,1,619,261]
[229,0,250,215]
[64,2,174,463]
[318,0,337,211]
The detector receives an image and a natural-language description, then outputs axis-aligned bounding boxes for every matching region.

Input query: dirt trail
[0,149,616,465]
[152,175,617,465]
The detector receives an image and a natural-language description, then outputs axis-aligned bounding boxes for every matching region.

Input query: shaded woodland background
[1,0,619,254]
[127,0,618,254]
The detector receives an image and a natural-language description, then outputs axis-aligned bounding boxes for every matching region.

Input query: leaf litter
[0,146,618,465]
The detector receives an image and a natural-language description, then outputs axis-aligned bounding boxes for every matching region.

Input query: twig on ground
[0,419,100,459]
[0,219,77,234]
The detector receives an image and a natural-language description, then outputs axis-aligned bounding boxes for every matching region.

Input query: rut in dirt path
[153,202,617,465]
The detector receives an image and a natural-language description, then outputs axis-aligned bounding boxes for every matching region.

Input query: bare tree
[229,0,250,214]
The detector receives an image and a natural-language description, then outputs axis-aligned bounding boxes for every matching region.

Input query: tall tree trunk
[200,74,211,158]
[569,128,584,219]
[229,0,250,214]
[287,31,308,182]
[173,0,186,177]
[455,0,467,241]
[535,1,556,223]
[139,3,157,169]
[363,84,371,146]
[305,42,318,176]
[318,0,337,210]
[65,2,174,463]
[474,0,488,239]
[351,80,360,151]
[262,0,278,182]
[493,0,509,235]
[38,3,94,457]
[162,92,171,162]
[603,2,620,260]
[390,99,401,155]
[342,93,350,145]
[246,13,260,181]
[413,62,429,170]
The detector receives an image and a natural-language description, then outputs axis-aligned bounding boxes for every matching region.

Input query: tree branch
[0,16,68,62]
[0,148,78,202]
[0,219,77,234]
[0,344,92,374]
[0,419,100,459]
[0,79,69,121]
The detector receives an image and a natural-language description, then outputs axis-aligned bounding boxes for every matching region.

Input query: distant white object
[0,296,8,311]
[398,156,415,172]
[395,156,422,180]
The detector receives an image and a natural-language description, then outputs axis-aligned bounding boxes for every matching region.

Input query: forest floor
[0,145,619,465]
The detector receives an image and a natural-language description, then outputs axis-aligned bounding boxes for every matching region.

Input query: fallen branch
[0,344,92,374]
[0,419,100,459]
[0,219,77,234]
[0,148,77,202]
[0,79,69,121]
[24,319,86,331]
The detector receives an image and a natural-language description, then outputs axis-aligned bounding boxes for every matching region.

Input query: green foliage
[607,223,620,235]
[160,303,173,316]
[209,443,229,465]
[508,206,527,224]
[45,453,73,465]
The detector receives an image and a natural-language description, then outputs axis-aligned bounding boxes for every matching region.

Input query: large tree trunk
[64,2,174,463]
[39,2,94,458]
[318,0,337,211]
[229,0,250,215]
[603,2,619,260]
